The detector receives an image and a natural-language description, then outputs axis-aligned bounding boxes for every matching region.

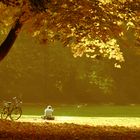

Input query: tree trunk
[0,18,23,61]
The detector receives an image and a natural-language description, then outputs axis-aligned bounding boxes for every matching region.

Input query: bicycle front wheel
[10,107,22,121]
[1,107,9,120]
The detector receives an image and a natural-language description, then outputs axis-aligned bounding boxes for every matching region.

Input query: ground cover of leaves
[0,120,140,140]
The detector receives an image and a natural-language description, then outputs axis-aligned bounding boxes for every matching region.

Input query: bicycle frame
[1,98,22,120]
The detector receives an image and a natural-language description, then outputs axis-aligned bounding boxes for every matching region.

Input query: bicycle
[1,97,22,121]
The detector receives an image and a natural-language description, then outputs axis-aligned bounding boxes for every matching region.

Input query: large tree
[0,0,139,67]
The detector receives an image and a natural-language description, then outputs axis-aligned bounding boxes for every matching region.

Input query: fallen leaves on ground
[0,120,140,140]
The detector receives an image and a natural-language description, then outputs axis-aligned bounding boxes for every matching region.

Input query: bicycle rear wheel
[1,107,9,120]
[10,107,22,121]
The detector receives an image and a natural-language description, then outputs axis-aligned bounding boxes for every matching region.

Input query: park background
[0,30,140,105]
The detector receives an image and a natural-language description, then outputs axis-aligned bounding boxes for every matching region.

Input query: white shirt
[44,107,54,117]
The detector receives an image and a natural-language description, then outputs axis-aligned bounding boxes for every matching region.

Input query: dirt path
[18,115,140,127]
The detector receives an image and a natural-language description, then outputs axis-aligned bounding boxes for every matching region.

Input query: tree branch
[0,18,23,61]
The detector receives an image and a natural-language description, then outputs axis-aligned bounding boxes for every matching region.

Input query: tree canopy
[0,0,140,67]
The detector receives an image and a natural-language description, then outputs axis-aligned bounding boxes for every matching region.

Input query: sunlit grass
[19,115,140,127]
[22,104,140,117]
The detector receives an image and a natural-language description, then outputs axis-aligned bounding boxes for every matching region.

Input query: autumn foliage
[0,0,140,67]
[0,120,140,140]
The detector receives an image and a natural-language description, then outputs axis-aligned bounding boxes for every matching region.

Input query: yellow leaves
[118,0,126,3]
[99,39,124,62]
[2,17,13,26]
[99,0,127,5]
[25,0,139,68]
[0,1,19,29]
[95,23,100,27]
[70,37,124,68]
[126,21,135,30]
[99,0,112,4]
[118,13,126,19]
[72,44,86,58]
[117,21,123,26]
[114,63,121,68]
[61,4,68,9]
[0,28,9,35]
[32,30,40,37]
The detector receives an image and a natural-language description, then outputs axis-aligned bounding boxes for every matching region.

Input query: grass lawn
[1,104,140,139]
[22,104,140,117]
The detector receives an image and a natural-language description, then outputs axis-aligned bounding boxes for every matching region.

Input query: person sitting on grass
[42,105,55,120]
